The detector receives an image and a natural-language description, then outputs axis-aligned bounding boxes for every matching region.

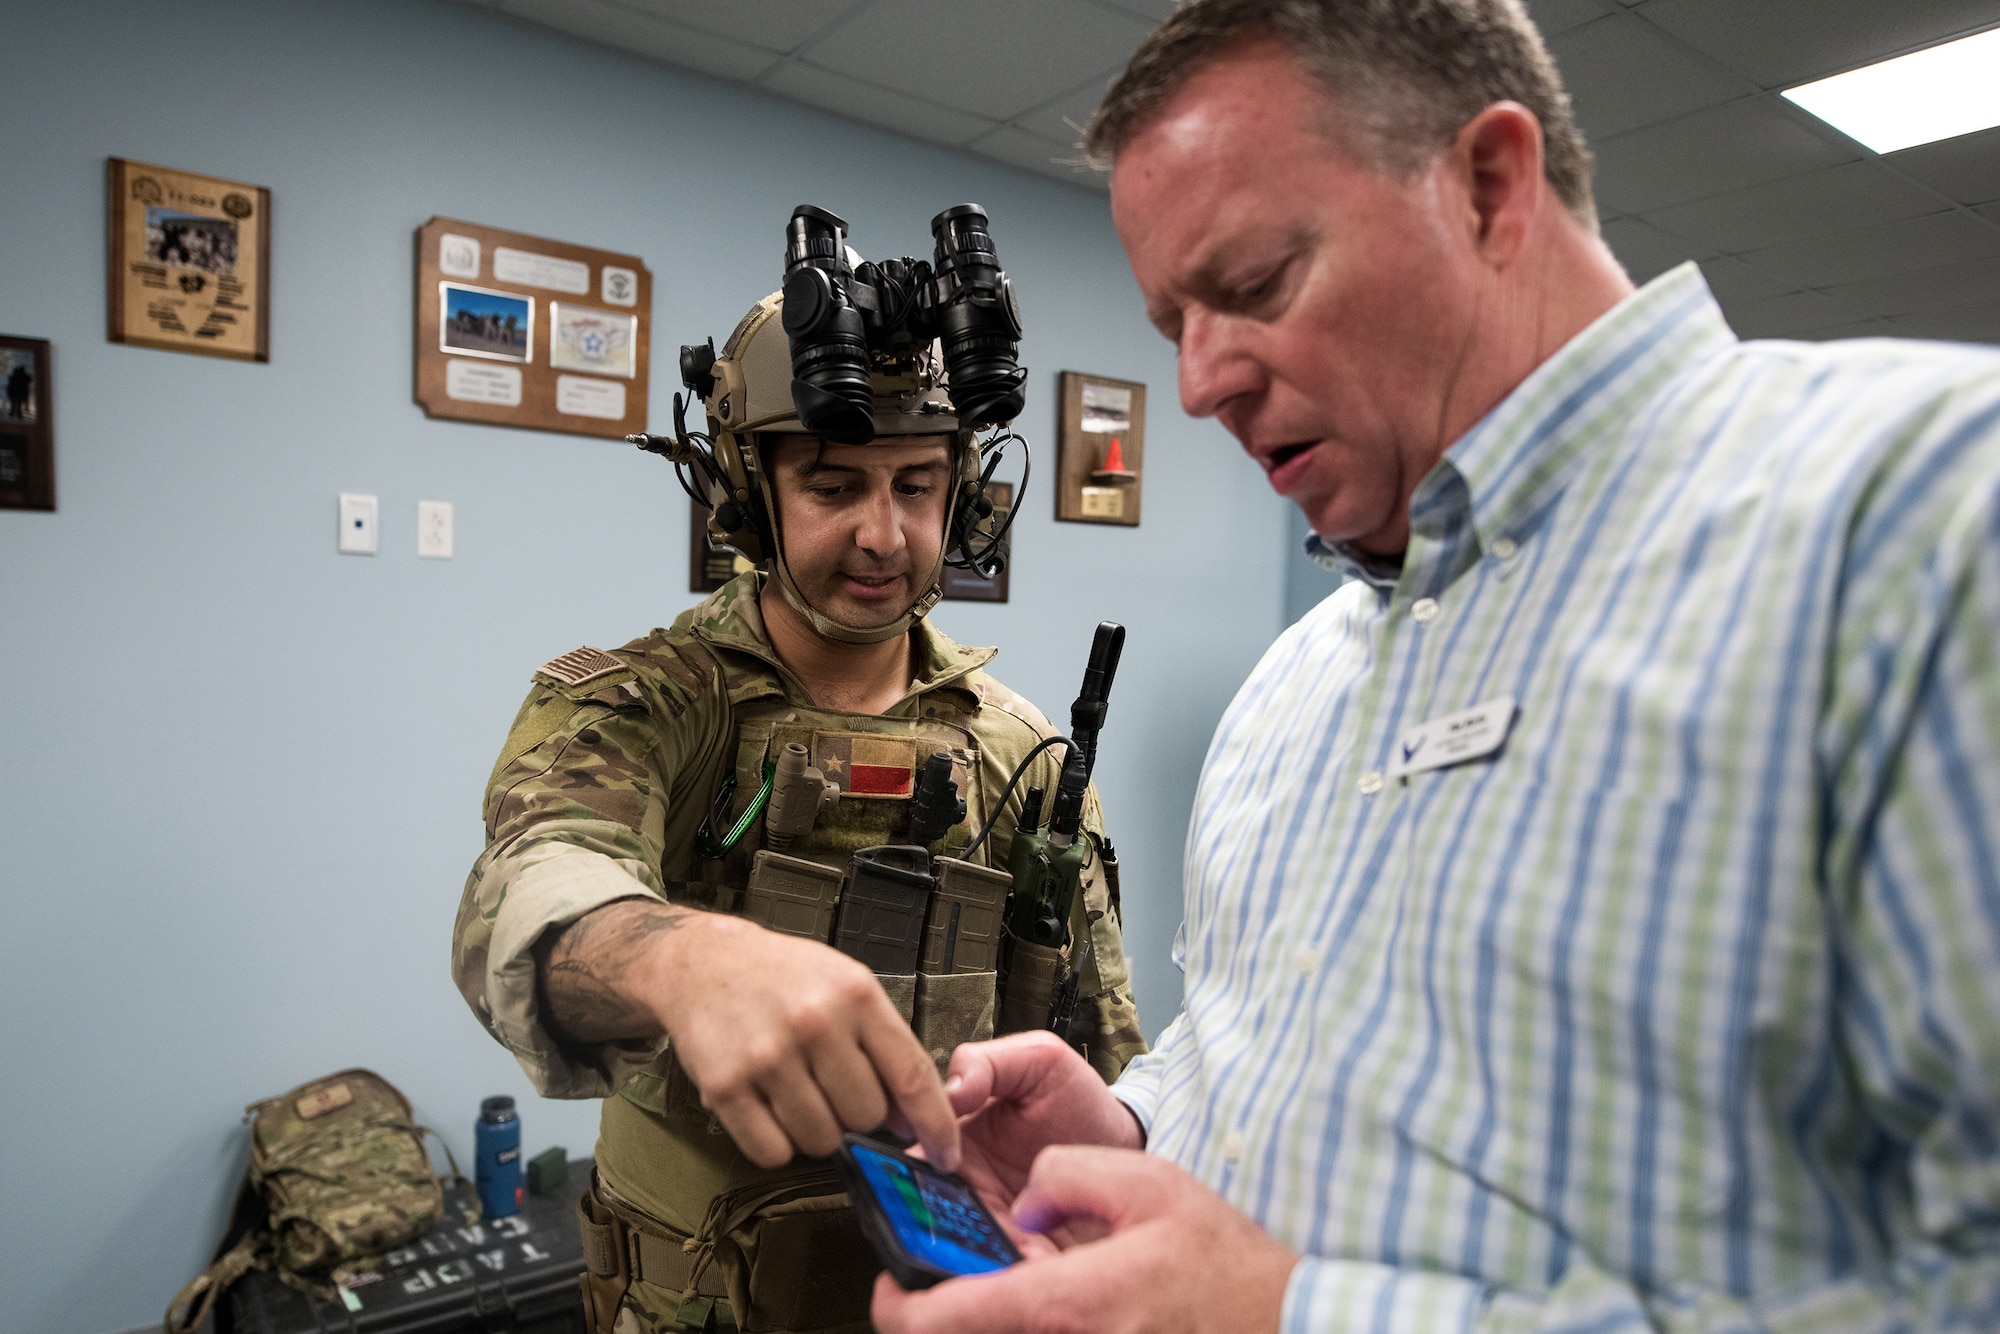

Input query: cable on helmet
[630,201,1034,641]
[944,426,1030,580]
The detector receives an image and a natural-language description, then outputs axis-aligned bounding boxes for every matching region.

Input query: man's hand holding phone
[937,1031,1147,1224]
[865,1033,1298,1334]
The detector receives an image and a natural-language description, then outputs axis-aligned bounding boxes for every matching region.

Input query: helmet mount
[629,203,1030,645]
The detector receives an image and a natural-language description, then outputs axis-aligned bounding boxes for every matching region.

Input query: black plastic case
[223,1162,588,1334]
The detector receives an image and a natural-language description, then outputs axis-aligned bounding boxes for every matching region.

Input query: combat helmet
[634,203,1027,646]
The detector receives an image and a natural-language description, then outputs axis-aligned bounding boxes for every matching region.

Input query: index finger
[945,1031,1073,1115]
[857,1002,961,1172]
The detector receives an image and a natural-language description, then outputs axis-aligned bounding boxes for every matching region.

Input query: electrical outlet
[417,500,454,558]
[338,493,378,554]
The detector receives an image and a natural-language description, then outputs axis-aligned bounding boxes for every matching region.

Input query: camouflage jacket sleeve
[1064,786,1150,1082]
[452,660,730,1099]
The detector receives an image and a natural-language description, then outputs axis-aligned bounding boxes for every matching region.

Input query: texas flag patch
[811,733,918,798]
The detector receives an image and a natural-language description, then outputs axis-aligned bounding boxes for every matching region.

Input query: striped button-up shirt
[1112,265,2000,1332]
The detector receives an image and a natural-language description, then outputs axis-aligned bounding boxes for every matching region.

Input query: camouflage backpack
[165,1068,466,1333]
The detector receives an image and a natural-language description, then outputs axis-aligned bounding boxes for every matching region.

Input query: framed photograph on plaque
[415,216,651,440]
[1055,371,1145,527]
[0,336,55,512]
[106,158,270,361]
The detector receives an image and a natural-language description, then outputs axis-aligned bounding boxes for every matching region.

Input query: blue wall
[0,2,1290,1330]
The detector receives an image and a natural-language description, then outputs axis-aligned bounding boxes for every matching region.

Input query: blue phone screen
[850,1143,1015,1276]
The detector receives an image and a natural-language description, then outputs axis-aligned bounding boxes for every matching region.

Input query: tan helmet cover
[698,291,985,646]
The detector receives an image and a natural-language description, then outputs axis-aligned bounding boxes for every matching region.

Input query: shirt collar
[1304,263,1735,587]
[1305,531,1401,590]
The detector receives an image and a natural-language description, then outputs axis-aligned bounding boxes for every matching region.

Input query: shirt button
[1223,1130,1244,1162]
[1490,536,1519,561]
[1411,597,1440,623]
[1357,770,1384,795]
[1297,948,1320,976]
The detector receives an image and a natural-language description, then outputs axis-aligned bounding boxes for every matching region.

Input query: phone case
[834,1133,1022,1289]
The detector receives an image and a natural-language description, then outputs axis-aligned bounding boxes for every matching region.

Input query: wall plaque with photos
[415,217,651,440]
[106,158,270,361]
[0,336,55,511]
[1055,371,1145,527]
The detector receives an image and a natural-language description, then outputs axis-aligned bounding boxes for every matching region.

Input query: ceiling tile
[1793,318,1902,341]
[1698,257,1794,303]
[1737,210,2000,290]
[496,0,779,80]
[968,126,1106,188]
[1092,0,1177,21]
[1822,255,2000,319]
[1592,97,1856,213]
[1012,78,1117,150]
[1887,299,2000,345]
[1644,160,1946,253]
[1636,0,2000,89]
[463,0,2000,354]
[1601,216,1711,282]
[1547,17,1743,139]
[757,60,997,148]
[797,0,1156,121]
[1889,125,2000,207]
[614,0,862,54]
[1526,0,1614,37]
[1722,289,1865,338]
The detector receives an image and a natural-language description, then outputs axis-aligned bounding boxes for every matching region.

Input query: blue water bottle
[476,1095,522,1219]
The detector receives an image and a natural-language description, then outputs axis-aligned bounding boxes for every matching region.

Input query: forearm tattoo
[539,898,692,1044]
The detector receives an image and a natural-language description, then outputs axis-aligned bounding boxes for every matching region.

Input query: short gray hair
[1088,0,1597,229]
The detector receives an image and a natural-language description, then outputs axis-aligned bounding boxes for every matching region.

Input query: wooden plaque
[414,216,651,440]
[106,158,270,362]
[1055,371,1145,527]
[0,335,55,512]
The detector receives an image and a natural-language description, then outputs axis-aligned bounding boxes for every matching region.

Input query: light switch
[338,493,378,555]
[418,500,454,558]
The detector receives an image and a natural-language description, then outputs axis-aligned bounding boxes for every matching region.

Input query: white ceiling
[451,0,2000,344]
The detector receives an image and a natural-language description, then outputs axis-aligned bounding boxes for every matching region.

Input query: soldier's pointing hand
[544,898,961,1171]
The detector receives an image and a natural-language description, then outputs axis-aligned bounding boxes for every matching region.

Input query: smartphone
[835,1133,1023,1289]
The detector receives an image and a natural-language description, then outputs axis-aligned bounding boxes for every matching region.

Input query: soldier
[453,282,1146,1334]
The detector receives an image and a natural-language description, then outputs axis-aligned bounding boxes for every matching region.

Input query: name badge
[1388,697,1516,779]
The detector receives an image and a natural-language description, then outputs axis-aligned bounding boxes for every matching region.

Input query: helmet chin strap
[760,463,951,647]
[770,552,944,646]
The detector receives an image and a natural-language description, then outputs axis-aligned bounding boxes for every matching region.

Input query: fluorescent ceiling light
[1782,27,2000,154]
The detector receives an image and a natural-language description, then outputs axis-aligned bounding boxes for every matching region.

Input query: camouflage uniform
[453,571,1146,1333]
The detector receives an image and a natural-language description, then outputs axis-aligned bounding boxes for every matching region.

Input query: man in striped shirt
[876,2,2000,1331]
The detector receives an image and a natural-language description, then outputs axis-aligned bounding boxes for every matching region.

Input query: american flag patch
[812,732,918,799]
[537,646,625,687]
